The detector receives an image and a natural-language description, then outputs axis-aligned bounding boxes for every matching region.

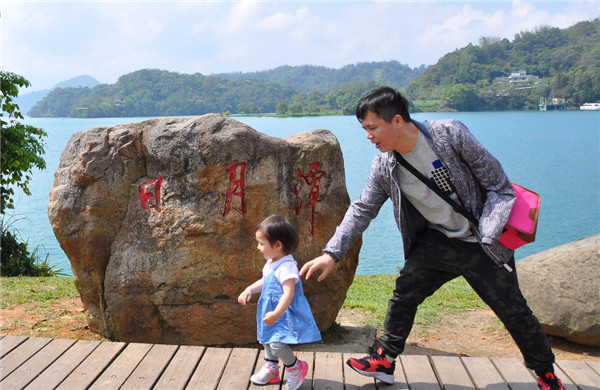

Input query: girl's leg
[271,343,308,390]
[268,343,296,367]
[263,344,279,364]
[250,344,281,385]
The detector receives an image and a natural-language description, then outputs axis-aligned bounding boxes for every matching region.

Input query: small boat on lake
[579,102,600,110]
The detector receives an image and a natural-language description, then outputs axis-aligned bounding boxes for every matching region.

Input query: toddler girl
[238,215,321,390]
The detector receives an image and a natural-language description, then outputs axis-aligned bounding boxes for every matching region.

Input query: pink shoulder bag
[394,152,541,250]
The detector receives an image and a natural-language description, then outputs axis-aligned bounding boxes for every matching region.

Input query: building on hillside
[509,70,531,85]
[494,70,536,86]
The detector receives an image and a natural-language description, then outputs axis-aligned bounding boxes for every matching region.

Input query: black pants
[379,229,555,372]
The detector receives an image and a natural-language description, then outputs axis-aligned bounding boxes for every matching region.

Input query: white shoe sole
[349,366,395,384]
[250,375,280,385]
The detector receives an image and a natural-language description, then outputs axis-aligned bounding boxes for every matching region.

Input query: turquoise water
[8,111,600,275]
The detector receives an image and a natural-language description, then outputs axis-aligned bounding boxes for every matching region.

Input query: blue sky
[2,1,599,91]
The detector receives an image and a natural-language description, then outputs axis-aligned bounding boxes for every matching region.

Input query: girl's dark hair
[355,86,411,123]
[256,215,299,254]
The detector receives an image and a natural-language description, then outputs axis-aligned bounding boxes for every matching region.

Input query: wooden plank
[120,343,179,390]
[391,356,410,390]
[56,340,126,390]
[186,347,231,390]
[461,357,508,390]
[0,337,52,381]
[88,342,152,389]
[1,338,76,389]
[3,334,599,390]
[217,347,259,390]
[342,352,377,389]
[430,356,475,389]
[400,355,441,390]
[552,364,578,390]
[491,358,538,390]
[587,360,600,375]
[154,345,205,390]
[25,340,100,390]
[556,359,600,390]
[312,351,343,390]
[0,335,28,358]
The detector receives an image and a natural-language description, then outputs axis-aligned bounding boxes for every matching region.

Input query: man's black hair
[355,86,411,123]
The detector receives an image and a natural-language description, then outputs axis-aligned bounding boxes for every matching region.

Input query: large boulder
[517,235,600,347]
[48,114,360,345]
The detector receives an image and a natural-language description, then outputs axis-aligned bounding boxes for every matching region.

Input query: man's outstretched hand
[300,254,335,282]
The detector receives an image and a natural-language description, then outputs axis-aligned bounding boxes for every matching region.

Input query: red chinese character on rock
[138,175,163,212]
[223,162,247,217]
[295,161,326,235]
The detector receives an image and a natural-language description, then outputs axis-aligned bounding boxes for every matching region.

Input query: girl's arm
[263,278,295,326]
[238,278,264,305]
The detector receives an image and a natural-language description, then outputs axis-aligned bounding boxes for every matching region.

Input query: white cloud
[257,11,296,31]
[225,1,262,32]
[1,0,597,91]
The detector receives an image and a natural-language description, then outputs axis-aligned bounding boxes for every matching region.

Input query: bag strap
[393,151,479,226]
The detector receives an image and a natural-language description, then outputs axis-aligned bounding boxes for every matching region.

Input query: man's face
[360,110,402,153]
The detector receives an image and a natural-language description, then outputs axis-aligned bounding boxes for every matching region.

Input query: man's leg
[379,229,464,357]
[378,254,456,357]
[461,252,556,372]
[347,229,458,383]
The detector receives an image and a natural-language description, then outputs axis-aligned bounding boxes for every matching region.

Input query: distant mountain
[28,62,425,118]
[53,75,100,89]
[216,61,426,93]
[16,75,100,116]
[28,69,298,117]
[15,89,50,117]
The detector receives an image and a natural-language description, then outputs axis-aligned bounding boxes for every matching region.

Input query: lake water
[7,111,600,275]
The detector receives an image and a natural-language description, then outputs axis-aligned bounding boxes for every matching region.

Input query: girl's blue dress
[256,259,322,345]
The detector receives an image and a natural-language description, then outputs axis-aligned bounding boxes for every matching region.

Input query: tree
[289,102,303,115]
[276,102,288,115]
[1,72,60,276]
[1,71,47,214]
[441,84,484,111]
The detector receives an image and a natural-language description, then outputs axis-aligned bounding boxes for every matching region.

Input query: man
[300,86,565,390]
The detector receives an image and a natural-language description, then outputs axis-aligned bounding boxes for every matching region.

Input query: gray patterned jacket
[324,119,516,269]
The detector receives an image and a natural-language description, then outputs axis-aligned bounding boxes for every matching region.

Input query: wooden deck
[1,335,598,389]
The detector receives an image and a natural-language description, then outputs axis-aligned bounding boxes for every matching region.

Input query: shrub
[1,219,63,277]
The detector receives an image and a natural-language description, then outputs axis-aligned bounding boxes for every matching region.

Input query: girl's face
[255,230,285,261]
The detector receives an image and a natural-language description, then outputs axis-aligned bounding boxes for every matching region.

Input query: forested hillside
[28,70,297,117]
[407,18,600,111]
[28,18,599,117]
[216,61,425,93]
[28,62,417,117]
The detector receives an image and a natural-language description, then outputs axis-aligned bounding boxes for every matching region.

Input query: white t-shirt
[399,132,476,242]
[262,254,300,285]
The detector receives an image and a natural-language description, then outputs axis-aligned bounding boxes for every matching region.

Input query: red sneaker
[346,347,395,384]
[537,372,565,390]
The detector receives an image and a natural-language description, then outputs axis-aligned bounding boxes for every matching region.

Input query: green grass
[1,275,487,333]
[343,274,487,329]
[0,276,79,308]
